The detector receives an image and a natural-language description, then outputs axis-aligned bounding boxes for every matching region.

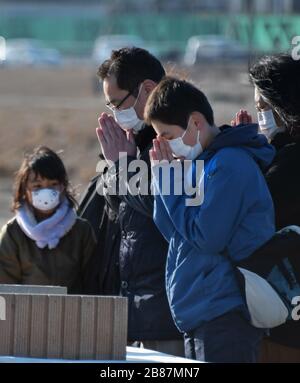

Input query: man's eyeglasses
[106,89,135,111]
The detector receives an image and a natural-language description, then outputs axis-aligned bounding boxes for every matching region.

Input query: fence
[0,293,128,360]
[0,13,300,56]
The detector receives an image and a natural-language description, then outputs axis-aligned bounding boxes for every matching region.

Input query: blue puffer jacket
[152,124,276,333]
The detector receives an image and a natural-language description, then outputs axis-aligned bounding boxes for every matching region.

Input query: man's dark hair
[249,53,300,136]
[144,76,214,128]
[97,47,165,97]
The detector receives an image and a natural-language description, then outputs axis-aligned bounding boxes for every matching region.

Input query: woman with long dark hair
[232,54,300,362]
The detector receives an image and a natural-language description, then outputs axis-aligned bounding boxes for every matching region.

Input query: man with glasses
[80,47,184,356]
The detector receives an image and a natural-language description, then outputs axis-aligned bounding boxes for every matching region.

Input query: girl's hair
[249,53,300,137]
[12,146,77,212]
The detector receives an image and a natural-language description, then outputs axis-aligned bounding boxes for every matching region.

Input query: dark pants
[184,309,264,363]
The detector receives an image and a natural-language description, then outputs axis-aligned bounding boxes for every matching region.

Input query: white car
[3,39,62,67]
[183,35,249,66]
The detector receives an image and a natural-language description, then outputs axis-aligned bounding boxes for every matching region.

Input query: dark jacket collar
[270,131,293,152]
[134,124,157,153]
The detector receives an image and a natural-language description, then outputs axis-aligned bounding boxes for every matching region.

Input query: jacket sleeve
[153,153,252,254]
[0,223,22,283]
[152,174,176,243]
[77,174,100,216]
[98,171,122,214]
[102,151,154,218]
[80,220,97,293]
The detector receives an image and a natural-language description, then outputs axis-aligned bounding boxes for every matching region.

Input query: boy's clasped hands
[150,137,174,165]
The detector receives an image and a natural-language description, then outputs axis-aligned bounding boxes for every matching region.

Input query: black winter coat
[102,125,182,341]
[264,136,300,348]
[78,171,121,295]
[266,137,300,230]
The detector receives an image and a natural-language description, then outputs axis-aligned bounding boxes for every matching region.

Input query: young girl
[0,146,96,294]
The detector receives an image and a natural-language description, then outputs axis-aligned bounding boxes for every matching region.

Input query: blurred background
[1,0,300,226]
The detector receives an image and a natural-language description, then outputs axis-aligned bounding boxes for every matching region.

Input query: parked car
[92,34,155,94]
[0,36,5,64]
[183,35,249,66]
[2,39,62,67]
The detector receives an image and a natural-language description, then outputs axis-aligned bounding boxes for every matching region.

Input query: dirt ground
[0,61,256,227]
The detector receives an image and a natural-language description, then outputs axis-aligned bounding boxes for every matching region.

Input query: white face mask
[112,85,144,133]
[31,188,61,211]
[168,122,203,160]
[257,109,284,140]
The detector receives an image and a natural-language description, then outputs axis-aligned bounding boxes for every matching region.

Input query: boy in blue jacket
[144,77,276,362]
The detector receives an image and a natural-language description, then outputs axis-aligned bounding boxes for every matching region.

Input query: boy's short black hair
[97,47,166,97]
[144,76,214,128]
[249,53,300,136]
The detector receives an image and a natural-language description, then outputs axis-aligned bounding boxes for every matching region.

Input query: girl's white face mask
[257,109,284,140]
[31,188,60,211]
[112,85,144,133]
[168,120,203,160]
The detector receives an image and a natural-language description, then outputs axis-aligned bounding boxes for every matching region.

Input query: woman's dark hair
[249,53,300,136]
[12,146,77,212]
[144,76,214,128]
[97,47,166,97]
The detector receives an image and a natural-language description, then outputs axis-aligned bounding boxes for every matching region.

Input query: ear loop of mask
[132,83,143,109]
[182,116,196,141]
[260,94,270,106]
